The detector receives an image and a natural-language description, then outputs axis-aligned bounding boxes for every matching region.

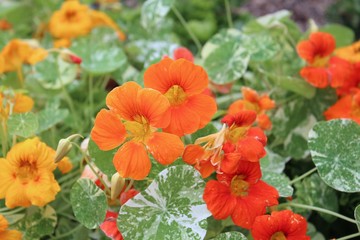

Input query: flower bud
[60,49,82,64]
[54,134,83,163]
[110,172,126,200]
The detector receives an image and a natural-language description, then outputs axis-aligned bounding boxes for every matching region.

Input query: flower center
[124,115,153,142]
[65,10,78,21]
[17,159,38,183]
[226,126,248,143]
[312,56,329,67]
[230,175,249,197]
[244,101,260,113]
[270,231,286,240]
[164,85,187,106]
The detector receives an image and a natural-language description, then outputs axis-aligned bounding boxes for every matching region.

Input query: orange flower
[335,40,360,63]
[57,157,73,174]
[203,161,279,229]
[0,138,61,208]
[90,11,126,41]
[228,87,275,130]
[0,215,22,239]
[144,58,217,136]
[324,89,360,124]
[0,19,12,31]
[251,210,310,240]
[0,39,47,73]
[0,91,34,119]
[91,82,184,180]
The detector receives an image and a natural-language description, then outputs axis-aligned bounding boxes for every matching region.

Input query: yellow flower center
[226,126,248,143]
[17,159,38,183]
[124,115,154,142]
[164,85,187,106]
[270,232,286,240]
[230,175,249,197]
[312,56,329,67]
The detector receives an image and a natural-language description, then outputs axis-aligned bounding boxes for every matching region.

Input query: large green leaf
[70,178,107,229]
[16,205,57,240]
[88,138,117,176]
[242,33,279,62]
[308,119,360,192]
[355,204,360,232]
[320,24,355,47]
[262,172,293,197]
[204,40,250,84]
[37,99,69,133]
[71,27,127,75]
[212,231,247,240]
[260,148,289,173]
[8,112,38,138]
[118,165,210,240]
[141,0,175,30]
[294,173,338,222]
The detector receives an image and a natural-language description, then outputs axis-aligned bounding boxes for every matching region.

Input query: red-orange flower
[297,32,357,89]
[91,82,184,180]
[173,47,194,62]
[144,57,217,136]
[251,210,310,240]
[324,89,360,124]
[100,211,124,240]
[203,161,279,229]
[228,87,275,130]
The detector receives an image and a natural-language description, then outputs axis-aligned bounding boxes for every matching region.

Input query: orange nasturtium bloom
[0,215,22,239]
[0,91,34,119]
[0,39,47,74]
[203,161,279,229]
[91,82,184,180]
[0,138,61,208]
[144,58,217,136]
[228,87,275,130]
[335,40,360,63]
[251,210,310,240]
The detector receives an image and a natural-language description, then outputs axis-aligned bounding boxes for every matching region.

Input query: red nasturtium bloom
[228,87,275,130]
[100,211,124,240]
[203,161,279,229]
[297,32,356,89]
[144,57,217,136]
[251,210,310,240]
[91,81,184,180]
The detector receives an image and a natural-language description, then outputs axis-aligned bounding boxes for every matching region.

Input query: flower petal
[300,66,329,88]
[186,94,217,129]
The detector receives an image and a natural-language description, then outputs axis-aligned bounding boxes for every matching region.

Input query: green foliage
[212,231,247,240]
[320,24,355,47]
[262,172,293,197]
[88,138,117,176]
[37,99,69,133]
[8,112,38,138]
[141,0,175,31]
[355,204,360,232]
[70,178,108,229]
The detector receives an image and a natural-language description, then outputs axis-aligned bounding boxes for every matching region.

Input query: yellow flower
[0,215,22,240]
[334,40,360,63]
[49,1,93,39]
[0,91,34,119]
[57,157,73,174]
[0,138,61,208]
[90,11,126,41]
[0,39,48,73]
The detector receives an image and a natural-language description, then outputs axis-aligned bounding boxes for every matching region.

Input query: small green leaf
[118,165,211,240]
[70,178,107,229]
[8,112,38,138]
[204,40,250,84]
[37,100,69,133]
[88,138,117,176]
[262,172,293,197]
[71,27,127,75]
[294,173,338,222]
[141,0,175,30]
[16,205,57,240]
[260,148,289,173]
[354,205,360,232]
[320,24,355,47]
[274,76,316,99]
[213,231,247,240]
[308,119,360,192]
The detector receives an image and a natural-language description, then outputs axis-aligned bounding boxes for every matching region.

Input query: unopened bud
[110,172,126,200]
[60,49,82,64]
[54,134,83,163]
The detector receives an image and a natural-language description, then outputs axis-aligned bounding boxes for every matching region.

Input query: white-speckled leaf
[118,165,210,240]
[260,148,289,173]
[204,40,250,84]
[261,172,293,197]
[70,178,107,229]
[141,0,174,30]
[16,205,57,240]
[308,119,360,192]
[355,205,360,232]
[8,112,38,138]
[213,231,247,240]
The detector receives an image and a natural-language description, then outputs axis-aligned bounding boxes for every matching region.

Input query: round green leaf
[88,138,117,176]
[141,0,175,30]
[118,165,210,240]
[308,119,360,192]
[242,33,279,61]
[70,178,107,229]
[213,231,247,240]
[8,112,38,138]
[261,172,293,197]
[204,40,250,84]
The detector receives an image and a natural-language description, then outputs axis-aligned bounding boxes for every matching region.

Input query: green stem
[289,202,358,224]
[289,167,317,185]
[0,119,8,157]
[337,232,360,240]
[172,5,202,53]
[0,207,25,215]
[224,0,233,28]
[88,73,94,119]
[124,179,134,192]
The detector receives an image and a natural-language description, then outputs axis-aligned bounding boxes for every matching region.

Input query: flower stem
[224,0,233,28]
[124,179,134,192]
[0,118,8,156]
[336,232,360,240]
[88,73,94,119]
[172,5,202,53]
[289,202,358,224]
[289,167,317,185]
